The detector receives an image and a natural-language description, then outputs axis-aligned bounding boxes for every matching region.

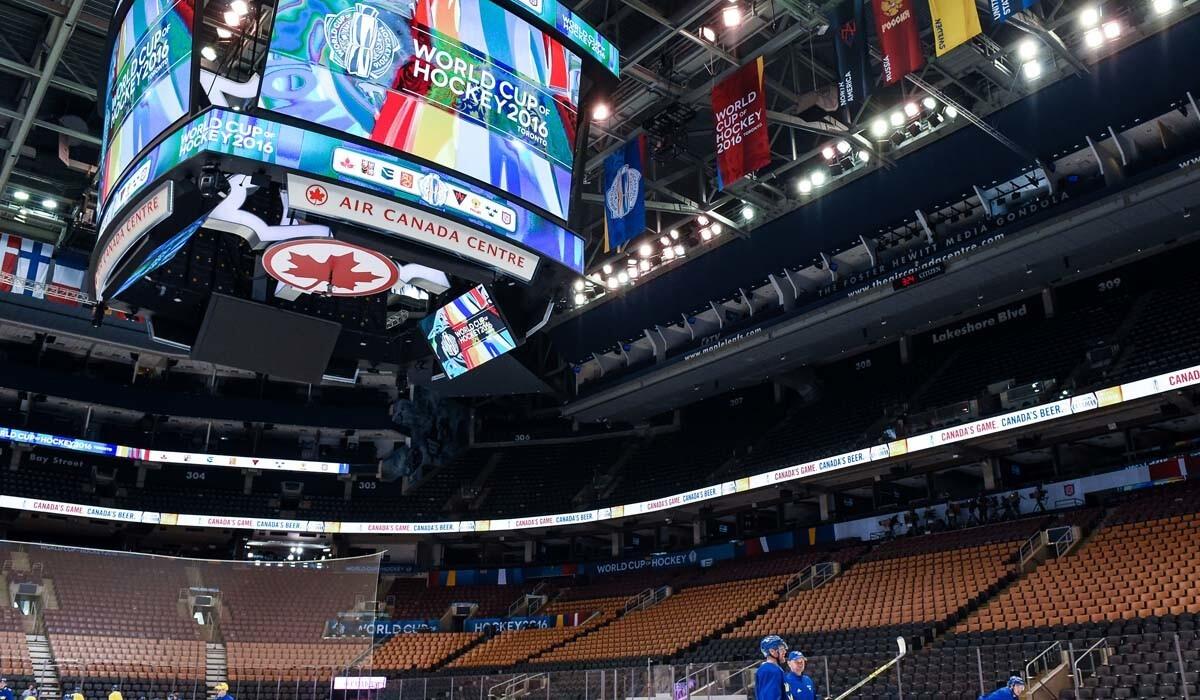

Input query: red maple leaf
[283,252,381,293]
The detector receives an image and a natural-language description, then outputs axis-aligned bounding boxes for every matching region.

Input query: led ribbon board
[99,0,194,207]
[493,0,620,77]
[96,109,584,274]
[258,0,581,220]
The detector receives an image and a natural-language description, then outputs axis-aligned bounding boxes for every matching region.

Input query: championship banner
[872,0,924,85]
[928,0,982,55]
[712,57,770,189]
[989,0,1034,24]
[602,134,647,253]
[831,0,870,107]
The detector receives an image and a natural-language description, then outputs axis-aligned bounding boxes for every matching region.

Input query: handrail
[1072,637,1111,689]
[787,562,840,595]
[1025,640,1063,697]
[1048,526,1077,557]
[1018,531,1043,570]
[690,659,760,699]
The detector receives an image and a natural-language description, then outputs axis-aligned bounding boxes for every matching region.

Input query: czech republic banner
[872,0,924,84]
[928,0,982,55]
[831,0,870,107]
[602,134,648,253]
[712,57,770,189]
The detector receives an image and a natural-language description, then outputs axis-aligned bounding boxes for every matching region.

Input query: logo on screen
[439,330,461,359]
[325,4,400,80]
[262,238,399,297]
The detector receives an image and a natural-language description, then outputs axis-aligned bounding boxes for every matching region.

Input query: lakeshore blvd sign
[285,175,539,282]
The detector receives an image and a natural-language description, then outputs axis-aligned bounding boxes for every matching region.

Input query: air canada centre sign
[286,175,539,282]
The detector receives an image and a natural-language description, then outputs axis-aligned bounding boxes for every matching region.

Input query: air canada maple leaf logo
[284,251,381,292]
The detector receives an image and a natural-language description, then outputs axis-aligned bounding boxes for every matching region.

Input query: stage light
[1153,0,1175,14]
[870,118,889,138]
[741,205,755,221]
[639,242,653,257]
[945,105,959,119]
[574,293,586,305]
[1084,28,1103,47]
[223,9,240,25]
[628,266,639,279]
[626,257,637,266]
[835,140,852,155]
[1017,38,1039,61]
[797,179,812,194]
[696,215,709,226]
[617,271,629,284]
[903,102,919,118]
[810,170,828,187]
[1102,20,1121,39]
[711,222,723,235]
[722,5,742,27]
[201,45,217,61]
[12,190,28,201]
[592,102,611,121]
[858,149,871,163]
[699,26,717,42]
[1022,59,1043,80]
[573,279,585,291]
[659,235,670,246]
[700,228,712,241]
[41,198,57,210]
[669,228,681,239]
[602,263,613,275]
[639,259,651,272]
[662,246,675,260]
[1079,5,1101,27]
[922,96,937,110]
[821,145,836,160]
[606,277,619,289]
[889,110,905,127]
[216,26,232,38]
[673,244,686,256]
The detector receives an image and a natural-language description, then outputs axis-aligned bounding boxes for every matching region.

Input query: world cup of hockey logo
[419,173,448,207]
[606,164,642,220]
[439,330,460,359]
[325,4,399,80]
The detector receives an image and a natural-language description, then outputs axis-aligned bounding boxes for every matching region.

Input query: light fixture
[1102,20,1121,39]
[721,5,741,27]
[857,149,871,163]
[606,277,619,289]
[1022,59,1043,80]
[573,279,585,291]
[945,105,959,119]
[821,145,836,160]
[1017,38,1039,61]
[699,25,717,42]
[889,110,905,128]
[835,140,851,155]
[1079,5,1101,27]
[810,170,828,187]
[217,26,232,38]
[617,271,629,284]
[1084,28,1104,47]
[700,228,712,241]
[201,45,218,61]
[626,257,638,266]
[639,242,653,257]
[741,205,755,221]
[711,222,723,235]
[592,102,611,121]
[659,235,670,246]
[223,9,240,25]
[870,118,889,138]
[628,266,639,279]
[602,263,613,275]
[41,198,57,210]
[662,247,676,260]
[669,228,681,239]
[696,215,709,226]
[797,179,813,194]
[639,259,650,272]
[12,190,28,202]
[1153,0,1175,14]
[903,102,919,118]
[673,244,685,256]
[922,96,937,110]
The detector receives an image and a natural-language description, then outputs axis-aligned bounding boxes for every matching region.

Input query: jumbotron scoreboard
[89,0,617,383]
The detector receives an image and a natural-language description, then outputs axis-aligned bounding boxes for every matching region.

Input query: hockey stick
[830,636,908,700]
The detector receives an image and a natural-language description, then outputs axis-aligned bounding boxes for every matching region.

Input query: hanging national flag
[988,0,1035,24]
[831,0,870,107]
[712,57,771,189]
[0,235,20,294]
[47,261,86,306]
[602,134,648,253]
[928,0,983,55]
[12,237,53,298]
[872,0,924,84]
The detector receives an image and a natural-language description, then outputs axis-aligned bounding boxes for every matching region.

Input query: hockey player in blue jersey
[783,651,816,700]
[756,635,788,700]
[980,676,1025,700]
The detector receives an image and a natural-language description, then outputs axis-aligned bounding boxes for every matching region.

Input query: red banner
[872,0,924,85]
[712,57,770,189]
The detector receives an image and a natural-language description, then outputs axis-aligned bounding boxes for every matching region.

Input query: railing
[682,659,759,700]
[785,562,840,596]
[623,585,671,613]
[1018,530,1045,571]
[1025,640,1063,699]
[1071,637,1110,690]
[1047,525,1078,557]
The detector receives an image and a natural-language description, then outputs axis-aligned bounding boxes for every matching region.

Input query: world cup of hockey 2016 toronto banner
[712,57,770,190]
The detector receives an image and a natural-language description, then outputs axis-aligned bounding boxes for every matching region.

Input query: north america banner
[712,57,770,189]
[831,0,870,107]
[872,0,924,84]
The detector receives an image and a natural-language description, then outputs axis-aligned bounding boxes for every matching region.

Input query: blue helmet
[786,651,806,662]
[760,635,787,657]
[1008,677,1026,689]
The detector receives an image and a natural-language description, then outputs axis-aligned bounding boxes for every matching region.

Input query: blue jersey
[1,687,17,700]
[755,661,785,700]
[980,689,1016,700]
[783,673,815,700]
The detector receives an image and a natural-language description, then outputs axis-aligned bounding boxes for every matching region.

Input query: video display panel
[420,285,516,379]
[99,0,194,205]
[258,0,581,221]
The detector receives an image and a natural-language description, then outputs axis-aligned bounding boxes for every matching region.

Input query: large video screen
[99,0,194,206]
[420,285,516,379]
[258,0,581,221]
